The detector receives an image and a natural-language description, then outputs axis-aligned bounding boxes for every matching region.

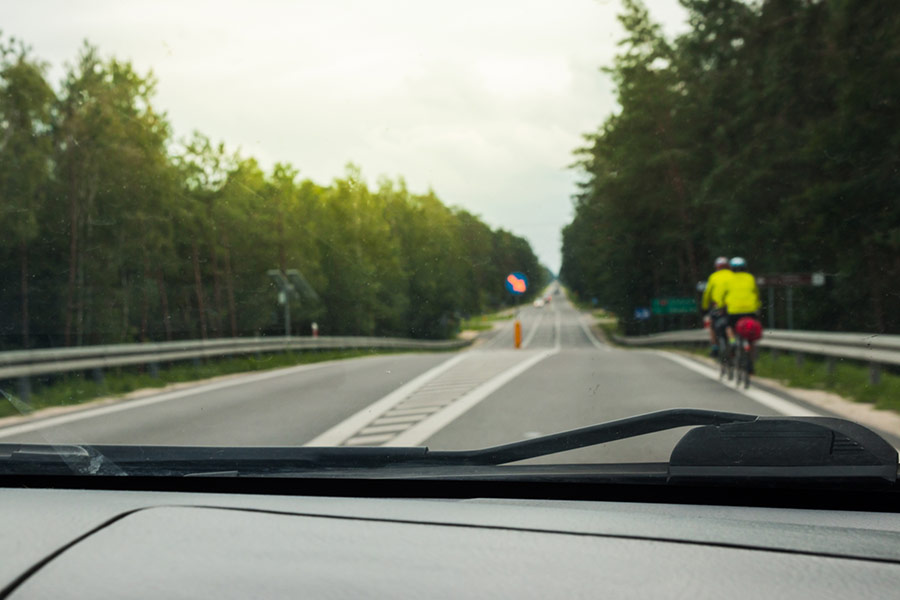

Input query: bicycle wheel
[743,350,753,389]
[717,334,729,379]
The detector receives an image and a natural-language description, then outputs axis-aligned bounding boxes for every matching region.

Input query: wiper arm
[425,408,897,484]
[425,408,756,465]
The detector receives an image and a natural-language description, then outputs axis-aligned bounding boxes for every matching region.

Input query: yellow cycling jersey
[723,272,761,314]
[701,268,733,310]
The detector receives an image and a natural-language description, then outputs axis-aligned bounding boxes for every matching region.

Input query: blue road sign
[505,272,528,295]
[634,307,651,320]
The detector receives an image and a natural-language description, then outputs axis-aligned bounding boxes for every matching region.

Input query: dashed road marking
[521,312,544,348]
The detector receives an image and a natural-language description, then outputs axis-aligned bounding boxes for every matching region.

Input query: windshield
[1,0,898,472]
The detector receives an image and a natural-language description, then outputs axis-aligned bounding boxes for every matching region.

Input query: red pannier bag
[736,317,763,342]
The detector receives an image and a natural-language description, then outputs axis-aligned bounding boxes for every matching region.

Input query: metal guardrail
[613,328,900,383]
[0,336,471,399]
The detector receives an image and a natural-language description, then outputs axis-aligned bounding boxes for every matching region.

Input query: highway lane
[0,291,853,462]
[0,354,450,446]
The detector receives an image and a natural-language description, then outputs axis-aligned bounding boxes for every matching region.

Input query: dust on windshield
[0,0,898,465]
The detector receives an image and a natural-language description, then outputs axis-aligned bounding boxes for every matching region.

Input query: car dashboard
[1,484,899,598]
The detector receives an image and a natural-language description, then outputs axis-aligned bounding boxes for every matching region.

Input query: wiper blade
[0,409,895,484]
[425,408,757,466]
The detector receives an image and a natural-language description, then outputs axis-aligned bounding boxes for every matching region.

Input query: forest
[561,0,900,334]
[0,40,545,349]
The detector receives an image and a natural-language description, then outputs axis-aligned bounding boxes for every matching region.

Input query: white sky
[2,0,687,272]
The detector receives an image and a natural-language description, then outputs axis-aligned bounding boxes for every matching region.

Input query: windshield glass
[1,0,898,470]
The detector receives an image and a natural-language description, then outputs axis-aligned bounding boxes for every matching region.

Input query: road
[0,291,883,463]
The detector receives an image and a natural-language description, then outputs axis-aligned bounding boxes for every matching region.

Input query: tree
[0,39,55,348]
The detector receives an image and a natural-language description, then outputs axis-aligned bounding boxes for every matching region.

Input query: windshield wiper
[0,409,896,484]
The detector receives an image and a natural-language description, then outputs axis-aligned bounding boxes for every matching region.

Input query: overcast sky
[3,0,687,272]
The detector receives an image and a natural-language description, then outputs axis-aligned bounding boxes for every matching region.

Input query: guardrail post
[794,352,805,367]
[825,357,836,378]
[92,367,104,387]
[149,361,160,379]
[17,376,31,404]
[869,363,882,386]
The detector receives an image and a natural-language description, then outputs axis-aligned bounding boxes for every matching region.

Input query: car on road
[533,298,545,308]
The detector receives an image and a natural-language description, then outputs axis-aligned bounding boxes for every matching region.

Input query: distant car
[545,295,552,303]
[533,299,545,308]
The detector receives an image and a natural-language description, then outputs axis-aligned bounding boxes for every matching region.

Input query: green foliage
[561,0,900,334]
[0,38,546,348]
[754,353,900,413]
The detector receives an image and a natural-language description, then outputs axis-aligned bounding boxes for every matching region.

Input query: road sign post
[755,272,824,330]
[268,268,319,338]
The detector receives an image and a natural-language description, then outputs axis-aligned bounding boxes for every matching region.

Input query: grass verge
[0,349,405,420]
[753,351,900,413]
[460,310,514,331]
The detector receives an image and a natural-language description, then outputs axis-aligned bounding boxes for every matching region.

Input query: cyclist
[701,256,732,357]
[722,256,762,371]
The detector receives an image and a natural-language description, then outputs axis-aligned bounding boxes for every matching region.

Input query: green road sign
[651,297,697,315]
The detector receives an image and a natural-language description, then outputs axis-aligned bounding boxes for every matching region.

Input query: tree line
[560,0,900,334]
[0,39,546,349]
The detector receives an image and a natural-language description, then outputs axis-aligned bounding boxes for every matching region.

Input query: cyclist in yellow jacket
[722,256,761,359]
[701,256,732,357]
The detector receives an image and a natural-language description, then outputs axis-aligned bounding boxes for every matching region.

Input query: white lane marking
[0,359,347,440]
[344,433,395,445]
[554,306,562,350]
[521,312,544,349]
[382,406,441,417]
[372,415,428,425]
[654,351,818,417]
[304,353,468,446]
[577,312,610,351]
[385,348,560,447]
[358,423,414,435]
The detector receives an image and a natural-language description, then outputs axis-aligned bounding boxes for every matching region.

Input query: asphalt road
[0,290,887,462]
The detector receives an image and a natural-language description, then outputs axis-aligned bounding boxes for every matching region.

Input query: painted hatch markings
[308,309,564,447]
[339,350,535,446]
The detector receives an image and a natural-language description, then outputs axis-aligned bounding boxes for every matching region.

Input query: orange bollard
[514,320,522,349]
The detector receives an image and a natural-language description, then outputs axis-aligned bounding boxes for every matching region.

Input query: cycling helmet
[714,256,729,270]
[729,256,747,270]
